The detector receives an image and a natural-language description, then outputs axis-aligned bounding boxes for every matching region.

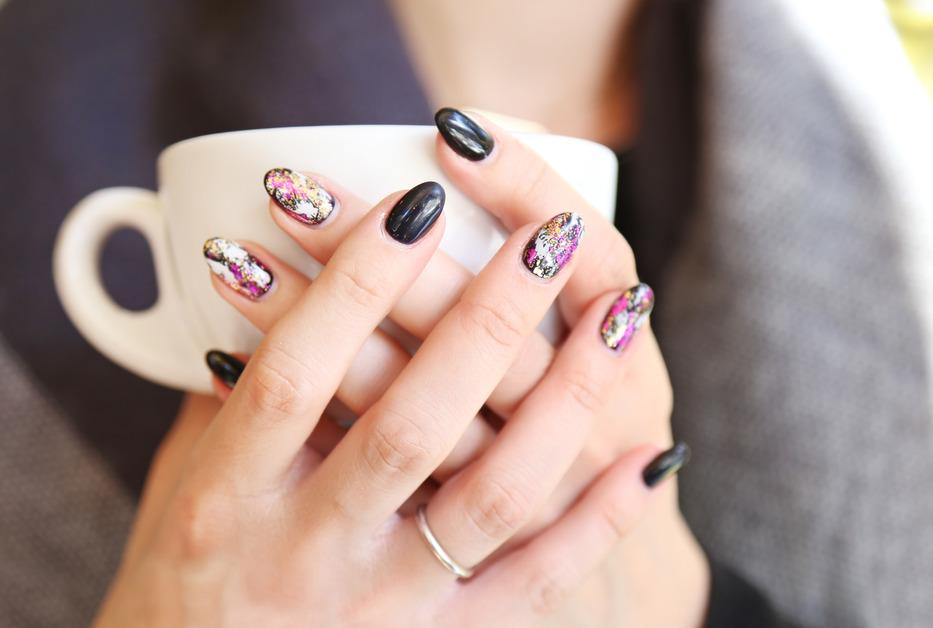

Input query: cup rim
[158,124,616,167]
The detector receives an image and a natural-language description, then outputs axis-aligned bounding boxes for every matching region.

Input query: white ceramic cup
[53,126,617,393]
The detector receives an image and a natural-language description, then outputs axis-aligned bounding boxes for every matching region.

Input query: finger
[263,168,556,417]
[205,246,497,482]
[205,350,360,462]
[203,182,446,485]
[413,288,637,574]
[123,394,222,565]
[304,415,348,458]
[462,443,690,620]
[507,283,659,540]
[205,245,413,416]
[206,350,246,401]
[434,283,659,504]
[308,211,585,530]
[434,107,639,326]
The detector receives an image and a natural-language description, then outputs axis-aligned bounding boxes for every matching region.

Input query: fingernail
[522,212,584,280]
[386,181,445,244]
[600,283,655,352]
[435,107,495,161]
[203,237,274,299]
[642,442,691,488]
[205,350,245,388]
[263,167,338,225]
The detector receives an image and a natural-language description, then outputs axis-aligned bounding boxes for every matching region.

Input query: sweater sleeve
[706,561,800,628]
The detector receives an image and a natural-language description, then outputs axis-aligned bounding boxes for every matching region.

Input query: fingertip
[262,167,340,227]
[434,106,498,163]
[641,441,691,489]
[205,350,246,397]
[383,182,447,247]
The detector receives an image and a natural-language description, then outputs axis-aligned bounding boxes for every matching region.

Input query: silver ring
[415,504,474,579]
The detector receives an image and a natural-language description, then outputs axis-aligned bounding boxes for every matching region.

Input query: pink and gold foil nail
[203,237,273,299]
[600,283,654,352]
[522,212,584,280]
[263,167,337,225]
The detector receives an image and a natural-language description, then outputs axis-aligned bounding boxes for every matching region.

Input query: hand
[97,179,689,626]
[197,109,709,625]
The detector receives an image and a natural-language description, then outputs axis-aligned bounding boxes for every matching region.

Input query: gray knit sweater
[1,0,932,626]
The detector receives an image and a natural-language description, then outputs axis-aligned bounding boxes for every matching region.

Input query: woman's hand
[192,109,708,625]
[97,178,690,627]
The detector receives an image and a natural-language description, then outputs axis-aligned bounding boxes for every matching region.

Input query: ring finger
[398,288,636,580]
[198,182,446,488]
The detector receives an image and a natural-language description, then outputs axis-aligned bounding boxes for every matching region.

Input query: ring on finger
[415,504,475,579]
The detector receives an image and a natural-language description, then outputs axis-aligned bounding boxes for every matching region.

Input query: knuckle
[168,489,233,561]
[561,368,604,415]
[363,407,438,479]
[465,474,532,541]
[241,346,312,419]
[459,297,526,353]
[526,565,571,615]
[329,258,391,310]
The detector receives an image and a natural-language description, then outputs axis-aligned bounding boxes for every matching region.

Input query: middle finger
[202,182,446,487]
[305,211,585,530]
[206,241,497,481]
[263,168,555,417]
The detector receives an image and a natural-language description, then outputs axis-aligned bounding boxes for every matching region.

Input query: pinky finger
[206,350,247,402]
[466,442,690,620]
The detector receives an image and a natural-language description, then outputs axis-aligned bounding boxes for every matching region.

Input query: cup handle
[53,187,209,392]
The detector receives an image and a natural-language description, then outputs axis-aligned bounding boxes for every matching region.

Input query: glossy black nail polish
[642,442,691,488]
[435,107,494,161]
[205,350,245,388]
[386,181,445,244]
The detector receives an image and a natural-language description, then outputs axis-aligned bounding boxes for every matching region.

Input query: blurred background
[888,0,933,96]
[1,1,932,627]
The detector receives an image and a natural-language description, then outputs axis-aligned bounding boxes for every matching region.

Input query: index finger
[202,183,446,488]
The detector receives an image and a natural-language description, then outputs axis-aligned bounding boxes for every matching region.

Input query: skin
[389,0,640,145]
[98,116,709,626]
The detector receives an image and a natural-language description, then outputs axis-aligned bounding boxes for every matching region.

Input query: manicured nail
[435,107,495,161]
[522,212,584,280]
[205,350,245,388]
[642,442,691,488]
[203,237,274,299]
[263,167,338,225]
[600,283,655,352]
[386,181,445,244]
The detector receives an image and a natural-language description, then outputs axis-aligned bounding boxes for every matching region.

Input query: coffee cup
[53,125,617,393]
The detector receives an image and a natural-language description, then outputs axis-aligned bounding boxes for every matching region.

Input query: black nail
[435,107,495,161]
[205,350,245,389]
[385,181,445,244]
[642,442,691,488]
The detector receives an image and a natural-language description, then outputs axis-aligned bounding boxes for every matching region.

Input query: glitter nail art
[600,283,655,352]
[263,167,337,225]
[203,237,273,299]
[521,212,584,280]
